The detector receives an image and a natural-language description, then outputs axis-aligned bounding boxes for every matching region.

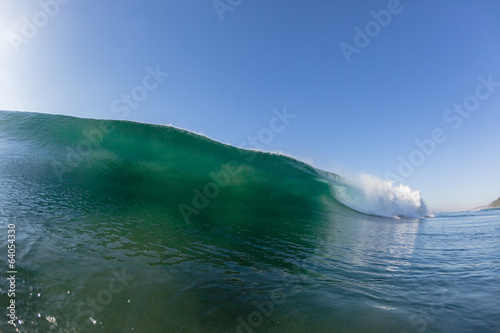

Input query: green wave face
[0,111,348,225]
[0,111,431,223]
[0,111,437,331]
[1,111,353,331]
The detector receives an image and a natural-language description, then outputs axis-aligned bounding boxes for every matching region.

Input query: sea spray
[0,110,430,219]
[1,111,498,332]
[325,173,432,218]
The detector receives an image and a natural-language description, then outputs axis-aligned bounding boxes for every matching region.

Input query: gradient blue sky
[1,0,499,212]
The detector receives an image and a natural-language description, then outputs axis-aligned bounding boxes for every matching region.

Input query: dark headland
[487,196,500,208]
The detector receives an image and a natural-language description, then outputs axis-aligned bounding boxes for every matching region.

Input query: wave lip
[327,173,432,219]
[0,111,432,220]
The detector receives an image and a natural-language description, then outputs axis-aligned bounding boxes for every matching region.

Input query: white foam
[330,174,432,219]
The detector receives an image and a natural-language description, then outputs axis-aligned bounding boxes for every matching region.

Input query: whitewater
[0,111,498,332]
[0,111,430,220]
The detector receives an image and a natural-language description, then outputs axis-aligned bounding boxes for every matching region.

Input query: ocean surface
[0,111,499,332]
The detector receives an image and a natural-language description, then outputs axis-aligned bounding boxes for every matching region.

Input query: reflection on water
[1,124,499,331]
[1,170,500,332]
[330,214,419,268]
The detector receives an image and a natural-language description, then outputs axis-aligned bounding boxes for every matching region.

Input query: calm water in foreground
[1,192,499,332]
[0,111,499,332]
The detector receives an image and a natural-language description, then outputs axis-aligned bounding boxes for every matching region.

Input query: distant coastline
[473,196,500,211]
[487,196,500,209]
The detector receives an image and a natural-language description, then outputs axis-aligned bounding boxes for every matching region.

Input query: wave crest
[0,111,432,220]
[328,173,432,218]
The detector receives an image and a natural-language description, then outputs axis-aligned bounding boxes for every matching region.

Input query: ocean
[0,111,499,332]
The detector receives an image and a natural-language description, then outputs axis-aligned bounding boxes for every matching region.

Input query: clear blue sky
[1,0,499,212]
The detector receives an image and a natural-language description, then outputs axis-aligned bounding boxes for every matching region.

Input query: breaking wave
[0,111,431,220]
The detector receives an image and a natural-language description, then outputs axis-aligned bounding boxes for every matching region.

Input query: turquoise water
[0,111,499,332]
